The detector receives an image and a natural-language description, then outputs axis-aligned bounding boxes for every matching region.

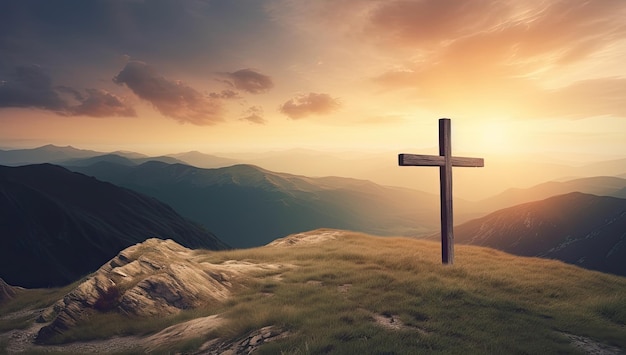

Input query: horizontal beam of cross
[398,154,484,167]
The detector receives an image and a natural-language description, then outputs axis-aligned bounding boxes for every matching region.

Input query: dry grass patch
[2,229,625,354]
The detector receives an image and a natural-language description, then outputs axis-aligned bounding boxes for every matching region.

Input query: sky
[1,0,626,160]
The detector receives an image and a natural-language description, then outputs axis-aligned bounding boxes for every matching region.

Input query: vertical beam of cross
[439,119,454,264]
[398,118,484,264]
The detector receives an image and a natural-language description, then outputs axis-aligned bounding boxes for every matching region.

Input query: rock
[197,326,290,354]
[35,238,286,343]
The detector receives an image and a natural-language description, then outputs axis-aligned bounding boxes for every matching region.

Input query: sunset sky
[1,0,626,160]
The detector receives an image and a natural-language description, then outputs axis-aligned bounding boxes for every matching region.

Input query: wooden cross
[398,118,484,264]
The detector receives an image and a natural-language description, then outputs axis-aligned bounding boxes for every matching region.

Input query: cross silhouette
[398,118,484,264]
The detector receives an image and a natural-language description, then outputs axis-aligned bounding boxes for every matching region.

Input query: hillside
[1,230,624,354]
[0,145,229,168]
[68,161,458,247]
[0,164,228,288]
[475,176,626,212]
[454,192,626,276]
[0,145,103,166]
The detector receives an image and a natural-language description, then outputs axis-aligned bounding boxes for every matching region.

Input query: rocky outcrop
[197,326,290,354]
[36,238,284,343]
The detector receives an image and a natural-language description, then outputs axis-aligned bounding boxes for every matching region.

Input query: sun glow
[455,118,521,155]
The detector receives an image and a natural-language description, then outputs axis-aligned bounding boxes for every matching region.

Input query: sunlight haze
[1,0,625,198]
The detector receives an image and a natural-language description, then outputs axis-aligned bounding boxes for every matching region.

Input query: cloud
[530,77,626,119]
[0,65,135,117]
[0,65,66,111]
[366,0,626,58]
[114,61,223,125]
[67,88,137,118]
[364,0,626,118]
[209,89,240,99]
[279,92,341,119]
[240,106,266,124]
[221,69,274,94]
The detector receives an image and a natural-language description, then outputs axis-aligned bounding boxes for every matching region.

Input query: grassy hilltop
[1,229,625,354]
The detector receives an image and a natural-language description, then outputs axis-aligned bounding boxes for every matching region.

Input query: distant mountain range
[473,176,626,212]
[67,161,450,247]
[0,164,228,288]
[2,144,626,200]
[0,145,103,166]
[0,145,236,169]
[454,192,626,277]
[3,145,626,278]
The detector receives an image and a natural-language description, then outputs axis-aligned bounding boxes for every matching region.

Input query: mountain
[60,154,138,167]
[616,187,626,199]
[68,161,459,247]
[61,153,189,167]
[475,176,626,213]
[0,146,190,168]
[0,278,16,302]
[2,230,625,353]
[219,150,626,200]
[453,192,626,276]
[0,164,228,288]
[0,145,103,166]
[168,151,239,168]
[5,145,625,201]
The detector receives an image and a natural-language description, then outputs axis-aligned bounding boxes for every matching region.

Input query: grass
[2,229,625,353]
[206,231,626,354]
[42,306,218,345]
[0,281,78,333]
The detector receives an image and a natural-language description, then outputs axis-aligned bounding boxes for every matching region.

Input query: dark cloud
[114,61,223,125]
[209,89,240,99]
[0,65,66,111]
[0,1,273,68]
[68,88,136,117]
[240,106,266,124]
[0,65,135,117]
[279,93,340,119]
[222,69,274,94]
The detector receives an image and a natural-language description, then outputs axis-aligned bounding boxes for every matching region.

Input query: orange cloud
[279,92,341,119]
[114,61,223,125]
[365,0,626,118]
[0,65,135,118]
[240,106,266,124]
[221,69,274,94]
[67,88,136,118]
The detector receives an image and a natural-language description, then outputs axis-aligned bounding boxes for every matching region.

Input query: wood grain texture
[397,118,484,265]
[439,118,454,264]
[398,154,484,167]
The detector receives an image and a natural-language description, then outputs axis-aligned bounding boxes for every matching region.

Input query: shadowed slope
[454,192,626,276]
[0,145,102,166]
[0,164,228,288]
[475,176,626,212]
[69,161,447,247]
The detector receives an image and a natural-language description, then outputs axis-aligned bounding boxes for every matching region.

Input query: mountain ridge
[68,161,451,247]
[475,176,626,212]
[454,192,626,276]
[3,144,626,200]
[0,164,228,288]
